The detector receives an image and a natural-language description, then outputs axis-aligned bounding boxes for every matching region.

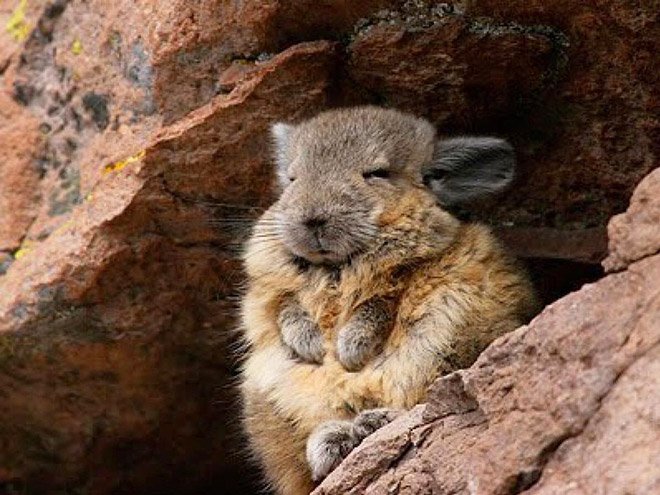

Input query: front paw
[351,408,402,441]
[306,420,358,483]
[279,305,325,364]
[337,321,380,372]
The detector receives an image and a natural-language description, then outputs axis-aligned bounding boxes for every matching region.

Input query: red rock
[495,226,607,264]
[0,0,49,69]
[0,0,657,493]
[148,0,401,122]
[0,90,40,252]
[347,13,553,129]
[4,0,162,250]
[526,344,660,495]
[603,168,660,272]
[0,40,340,495]
[464,0,659,230]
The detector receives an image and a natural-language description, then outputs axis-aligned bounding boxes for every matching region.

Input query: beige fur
[239,107,538,494]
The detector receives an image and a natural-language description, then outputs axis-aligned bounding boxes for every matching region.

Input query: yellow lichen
[108,31,121,53]
[102,149,146,174]
[13,239,33,260]
[85,192,94,202]
[50,219,74,237]
[71,38,83,55]
[6,0,30,42]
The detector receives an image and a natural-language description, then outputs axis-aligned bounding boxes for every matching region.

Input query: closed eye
[362,168,390,180]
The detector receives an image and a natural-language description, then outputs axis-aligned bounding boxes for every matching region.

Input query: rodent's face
[265,107,515,265]
[270,108,436,264]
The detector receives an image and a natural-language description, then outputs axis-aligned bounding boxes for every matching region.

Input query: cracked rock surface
[315,169,660,494]
[0,0,657,494]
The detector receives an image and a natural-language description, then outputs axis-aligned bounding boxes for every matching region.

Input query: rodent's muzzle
[286,216,338,262]
[280,210,373,265]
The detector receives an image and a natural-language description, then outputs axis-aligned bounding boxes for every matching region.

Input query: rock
[0,0,657,493]
[525,344,660,495]
[314,167,660,495]
[347,10,555,130]
[463,0,659,231]
[494,226,607,264]
[603,168,660,273]
[3,0,162,251]
[0,91,40,252]
[0,39,340,495]
[148,0,401,122]
[0,0,50,69]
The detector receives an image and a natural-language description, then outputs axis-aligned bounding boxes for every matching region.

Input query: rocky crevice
[0,1,657,494]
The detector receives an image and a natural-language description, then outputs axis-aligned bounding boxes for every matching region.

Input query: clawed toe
[352,408,402,441]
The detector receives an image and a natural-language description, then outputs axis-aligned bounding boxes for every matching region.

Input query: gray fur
[278,302,325,364]
[351,408,402,441]
[269,107,515,265]
[337,297,392,371]
[306,408,402,482]
[271,122,296,189]
[424,136,515,205]
[269,106,436,265]
[306,420,357,482]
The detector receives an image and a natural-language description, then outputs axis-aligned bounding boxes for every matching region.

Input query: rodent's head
[267,106,514,265]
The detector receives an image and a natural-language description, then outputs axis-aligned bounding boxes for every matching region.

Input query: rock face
[315,168,660,495]
[603,169,660,273]
[0,1,657,494]
[0,92,40,254]
[0,37,341,495]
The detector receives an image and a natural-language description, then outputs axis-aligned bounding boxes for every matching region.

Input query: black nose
[303,216,327,230]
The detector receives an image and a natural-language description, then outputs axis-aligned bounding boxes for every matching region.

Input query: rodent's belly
[242,341,432,433]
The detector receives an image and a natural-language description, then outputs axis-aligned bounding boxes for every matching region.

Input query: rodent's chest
[293,268,410,337]
[296,279,357,336]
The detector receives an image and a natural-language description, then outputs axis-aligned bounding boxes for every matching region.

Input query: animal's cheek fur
[359,189,395,225]
[376,198,409,228]
[376,188,435,227]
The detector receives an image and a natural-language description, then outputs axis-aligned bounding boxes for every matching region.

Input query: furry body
[239,107,537,494]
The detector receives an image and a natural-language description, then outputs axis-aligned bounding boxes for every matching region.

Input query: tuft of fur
[239,106,539,494]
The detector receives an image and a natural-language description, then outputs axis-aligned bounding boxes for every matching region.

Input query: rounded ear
[423,136,515,205]
[271,122,295,189]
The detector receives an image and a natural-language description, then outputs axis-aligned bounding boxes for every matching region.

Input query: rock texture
[0,0,657,494]
[0,38,341,495]
[603,168,660,273]
[0,92,40,253]
[315,168,660,495]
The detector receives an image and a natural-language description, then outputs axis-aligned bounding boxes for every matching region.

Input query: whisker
[176,198,266,211]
